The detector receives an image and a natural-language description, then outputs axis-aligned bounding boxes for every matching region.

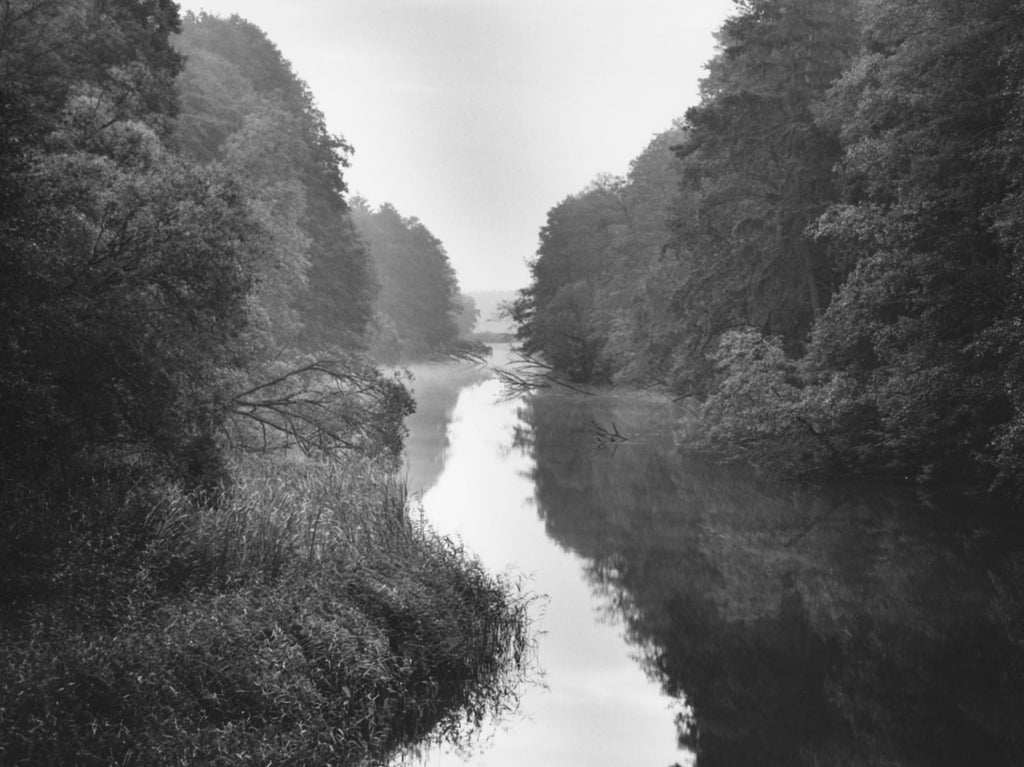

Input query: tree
[353,202,463,360]
[800,0,1024,484]
[0,0,183,155]
[659,0,858,395]
[598,127,693,385]
[174,13,376,349]
[0,0,184,250]
[452,293,481,339]
[0,4,264,489]
[225,354,414,460]
[512,178,629,381]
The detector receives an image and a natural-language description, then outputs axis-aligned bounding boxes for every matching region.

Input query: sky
[175,0,736,292]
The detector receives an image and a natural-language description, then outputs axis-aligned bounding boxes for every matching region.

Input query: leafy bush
[698,329,839,474]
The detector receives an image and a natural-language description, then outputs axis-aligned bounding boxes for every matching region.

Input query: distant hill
[469,290,517,336]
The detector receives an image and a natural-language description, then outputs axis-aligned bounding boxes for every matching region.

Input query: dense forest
[0,4,522,763]
[512,0,1024,500]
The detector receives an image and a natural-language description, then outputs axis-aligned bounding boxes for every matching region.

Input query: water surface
[401,345,1024,766]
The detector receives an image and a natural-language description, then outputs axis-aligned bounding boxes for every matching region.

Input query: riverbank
[497,347,1016,501]
[0,456,530,765]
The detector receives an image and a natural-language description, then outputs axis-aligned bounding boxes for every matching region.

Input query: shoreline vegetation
[509,0,1024,503]
[0,5,530,764]
[0,455,533,765]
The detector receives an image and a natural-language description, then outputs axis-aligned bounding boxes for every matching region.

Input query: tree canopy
[512,0,1024,500]
[0,5,431,495]
[174,12,376,350]
[352,200,474,361]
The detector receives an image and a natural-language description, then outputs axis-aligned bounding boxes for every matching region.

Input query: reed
[0,456,534,765]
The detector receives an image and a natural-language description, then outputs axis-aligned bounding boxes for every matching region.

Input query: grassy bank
[0,457,531,765]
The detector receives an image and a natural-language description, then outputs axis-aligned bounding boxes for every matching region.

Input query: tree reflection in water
[403,360,492,495]
[517,390,1024,766]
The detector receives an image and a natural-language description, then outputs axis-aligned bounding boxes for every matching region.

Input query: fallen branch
[590,419,629,448]
[493,350,596,398]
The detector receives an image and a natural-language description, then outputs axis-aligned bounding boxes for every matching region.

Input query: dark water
[401,346,1024,767]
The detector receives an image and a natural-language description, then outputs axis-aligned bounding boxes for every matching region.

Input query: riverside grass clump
[0,457,533,766]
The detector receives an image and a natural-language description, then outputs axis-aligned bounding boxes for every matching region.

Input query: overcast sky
[175,0,735,292]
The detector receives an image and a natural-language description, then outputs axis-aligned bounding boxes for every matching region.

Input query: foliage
[174,12,376,349]
[225,354,414,461]
[600,128,697,386]
[353,201,465,361]
[515,0,858,391]
[1,5,398,494]
[0,458,533,766]
[0,7,533,764]
[512,148,687,384]
[511,0,1024,498]
[685,0,1024,493]
[452,293,481,339]
[799,0,1024,487]
[655,0,858,397]
[0,0,183,172]
[512,179,619,381]
[698,330,823,472]
[0,2,255,489]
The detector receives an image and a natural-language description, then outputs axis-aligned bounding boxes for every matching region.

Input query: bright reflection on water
[401,348,691,767]
[399,345,1024,767]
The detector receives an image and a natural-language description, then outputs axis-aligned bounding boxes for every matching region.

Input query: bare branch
[225,352,412,459]
[493,350,597,399]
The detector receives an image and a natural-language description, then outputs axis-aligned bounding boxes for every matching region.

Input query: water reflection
[400,351,1024,766]
[403,356,691,767]
[521,390,1024,766]
[403,360,492,495]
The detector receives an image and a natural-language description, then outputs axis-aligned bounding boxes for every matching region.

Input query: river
[398,344,1024,767]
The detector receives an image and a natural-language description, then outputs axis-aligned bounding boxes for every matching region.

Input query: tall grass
[0,456,534,765]
[144,457,413,588]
